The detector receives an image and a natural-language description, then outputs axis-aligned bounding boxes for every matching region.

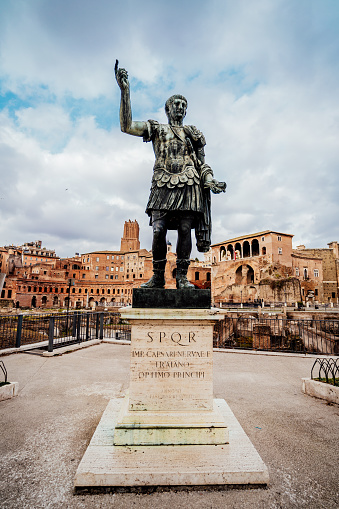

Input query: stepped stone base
[74,398,269,488]
[113,394,228,446]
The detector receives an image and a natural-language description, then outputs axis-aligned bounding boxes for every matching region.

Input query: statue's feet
[140,274,165,289]
[176,275,195,290]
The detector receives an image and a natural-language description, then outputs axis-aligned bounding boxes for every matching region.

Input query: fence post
[95,313,99,338]
[76,312,81,343]
[99,313,104,340]
[16,315,23,348]
[72,313,77,337]
[86,313,90,340]
[48,316,55,353]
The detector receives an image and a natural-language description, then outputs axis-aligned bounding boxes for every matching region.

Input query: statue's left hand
[204,179,227,194]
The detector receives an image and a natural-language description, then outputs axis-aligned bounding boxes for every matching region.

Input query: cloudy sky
[0,0,338,259]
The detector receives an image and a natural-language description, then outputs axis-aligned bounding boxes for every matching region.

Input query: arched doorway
[31,296,36,308]
[235,266,243,284]
[246,265,254,284]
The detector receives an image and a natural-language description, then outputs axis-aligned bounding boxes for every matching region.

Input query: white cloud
[0,0,338,258]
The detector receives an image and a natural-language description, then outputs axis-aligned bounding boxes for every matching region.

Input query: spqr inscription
[147,331,196,346]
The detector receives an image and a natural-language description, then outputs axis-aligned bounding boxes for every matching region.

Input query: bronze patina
[115,60,226,289]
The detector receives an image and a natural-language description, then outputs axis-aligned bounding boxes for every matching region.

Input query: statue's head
[165,94,188,122]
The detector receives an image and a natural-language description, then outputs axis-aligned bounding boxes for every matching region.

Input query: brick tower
[120,220,140,251]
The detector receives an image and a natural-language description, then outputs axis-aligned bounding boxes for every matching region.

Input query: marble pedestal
[74,306,269,487]
[114,308,228,446]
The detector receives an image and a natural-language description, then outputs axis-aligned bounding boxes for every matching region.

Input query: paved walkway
[0,344,338,508]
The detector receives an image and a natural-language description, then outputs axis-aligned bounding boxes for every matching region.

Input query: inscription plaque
[129,321,214,412]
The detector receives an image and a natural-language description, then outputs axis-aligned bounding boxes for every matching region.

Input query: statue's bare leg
[176,214,195,289]
[140,217,167,288]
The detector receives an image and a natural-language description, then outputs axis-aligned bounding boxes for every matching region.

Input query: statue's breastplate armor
[152,125,200,189]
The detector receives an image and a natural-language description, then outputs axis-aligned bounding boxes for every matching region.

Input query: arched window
[227,245,234,260]
[220,246,226,261]
[252,239,259,256]
[262,247,266,255]
[235,243,241,260]
[243,241,250,258]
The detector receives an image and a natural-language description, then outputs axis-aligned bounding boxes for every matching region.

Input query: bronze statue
[115,60,226,289]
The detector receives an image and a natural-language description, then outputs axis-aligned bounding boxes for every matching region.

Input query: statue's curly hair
[165,95,188,119]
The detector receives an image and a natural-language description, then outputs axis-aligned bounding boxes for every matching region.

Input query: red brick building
[0,221,211,310]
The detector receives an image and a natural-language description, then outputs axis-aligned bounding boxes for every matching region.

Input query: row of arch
[219,240,266,261]
[29,295,125,308]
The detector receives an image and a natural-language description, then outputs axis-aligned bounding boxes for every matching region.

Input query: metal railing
[1,312,338,356]
[214,316,339,355]
[311,358,339,385]
[0,311,131,352]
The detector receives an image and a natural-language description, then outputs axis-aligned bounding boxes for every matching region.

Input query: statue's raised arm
[115,60,148,137]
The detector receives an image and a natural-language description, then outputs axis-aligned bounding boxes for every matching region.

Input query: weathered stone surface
[120,307,223,412]
[0,382,18,401]
[112,307,228,446]
[302,377,339,405]
[114,395,228,445]
[74,398,269,487]
[132,288,211,308]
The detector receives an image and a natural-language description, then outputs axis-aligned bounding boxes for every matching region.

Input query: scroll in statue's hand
[115,60,129,91]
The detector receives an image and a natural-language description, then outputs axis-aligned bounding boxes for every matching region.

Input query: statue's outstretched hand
[115,60,129,91]
[204,179,227,194]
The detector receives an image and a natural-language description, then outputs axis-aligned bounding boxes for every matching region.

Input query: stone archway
[243,241,250,258]
[235,243,242,259]
[227,244,234,260]
[252,239,259,257]
[220,246,226,261]
[235,266,243,284]
[246,265,254,284]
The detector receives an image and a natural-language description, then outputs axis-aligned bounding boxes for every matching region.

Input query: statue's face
[168,98,187,122]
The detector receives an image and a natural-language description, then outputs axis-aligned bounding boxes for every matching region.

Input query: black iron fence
[311,358,339,385]
[0,311,131,352]
[1,312,339,355]
[214,316,339,355]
